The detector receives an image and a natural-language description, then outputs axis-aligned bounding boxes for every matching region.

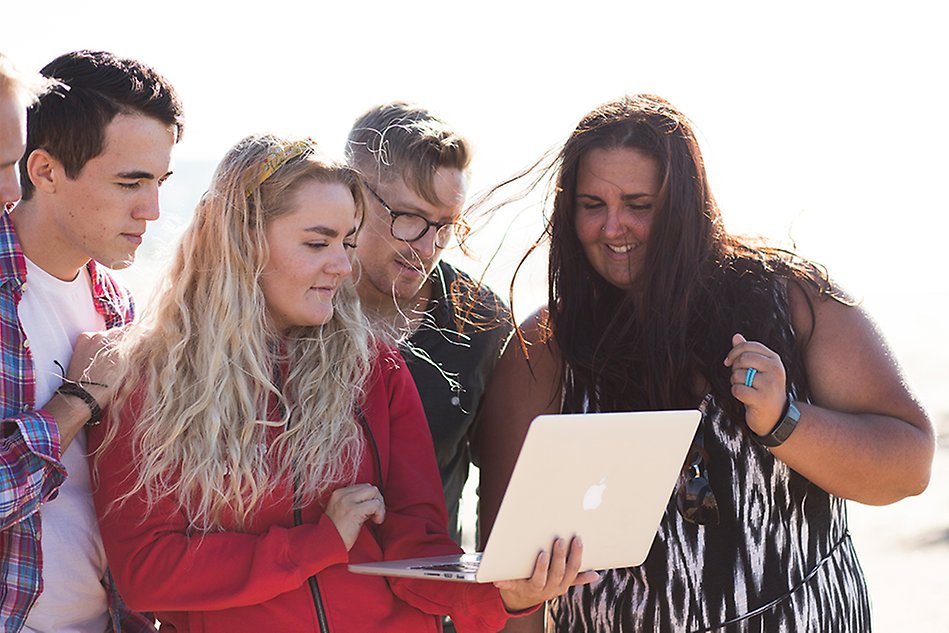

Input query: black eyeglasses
[362,181,465,249]
[676,426,719,526]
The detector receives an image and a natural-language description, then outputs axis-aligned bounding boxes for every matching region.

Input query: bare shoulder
[787,279,928,422]
[496,306,561,391]
[477,305,564,539]
[520,306,551,342]
[788,279,887,365]
[480,306,563,434]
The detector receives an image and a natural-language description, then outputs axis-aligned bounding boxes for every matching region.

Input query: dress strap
[689,531,854,632]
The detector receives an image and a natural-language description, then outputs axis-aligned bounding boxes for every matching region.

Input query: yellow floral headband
[245,140,314,195]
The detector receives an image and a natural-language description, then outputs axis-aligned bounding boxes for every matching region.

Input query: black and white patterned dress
[550,393,871,632]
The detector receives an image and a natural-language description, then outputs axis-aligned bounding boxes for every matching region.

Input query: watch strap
[56,380,104,427]
[753,397,800,448]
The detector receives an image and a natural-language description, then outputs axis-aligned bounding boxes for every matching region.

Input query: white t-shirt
[19,257,110,633]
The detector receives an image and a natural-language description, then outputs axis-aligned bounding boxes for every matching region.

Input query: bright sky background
[6,0,948,418]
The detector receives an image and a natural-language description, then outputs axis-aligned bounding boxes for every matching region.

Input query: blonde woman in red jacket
[89,134,595,632]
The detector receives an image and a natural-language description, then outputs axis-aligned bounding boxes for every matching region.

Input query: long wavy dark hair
[527,95,840,421]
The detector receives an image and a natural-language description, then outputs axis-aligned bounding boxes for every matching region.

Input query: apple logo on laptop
[583,477,607,511]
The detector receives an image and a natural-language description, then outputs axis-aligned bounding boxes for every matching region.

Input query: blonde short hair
[0,52,50,105]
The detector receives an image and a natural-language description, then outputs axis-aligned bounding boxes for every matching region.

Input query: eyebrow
[115,170,174,180]
[303,226,358,238]
[383,197,455,221]
[576,192,654,201]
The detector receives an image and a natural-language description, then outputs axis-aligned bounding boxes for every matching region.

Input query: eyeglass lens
[390,213,454,248]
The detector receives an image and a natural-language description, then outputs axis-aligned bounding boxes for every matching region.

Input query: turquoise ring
[744,367,758,388]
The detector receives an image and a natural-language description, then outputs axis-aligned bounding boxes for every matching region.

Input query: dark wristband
[752,395,800,448]
[56,380,103,426]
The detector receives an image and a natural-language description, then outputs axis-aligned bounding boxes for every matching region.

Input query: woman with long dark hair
[478,95,934,632]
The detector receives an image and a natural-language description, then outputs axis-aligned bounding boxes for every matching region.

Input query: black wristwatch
[753,396,800,448]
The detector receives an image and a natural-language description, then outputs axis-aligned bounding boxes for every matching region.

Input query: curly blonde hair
[104,133,373,530]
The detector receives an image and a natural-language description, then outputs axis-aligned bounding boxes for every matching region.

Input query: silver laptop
[348,409,701,583]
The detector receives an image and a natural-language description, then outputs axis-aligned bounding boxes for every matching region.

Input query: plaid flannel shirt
[0,211,154,632]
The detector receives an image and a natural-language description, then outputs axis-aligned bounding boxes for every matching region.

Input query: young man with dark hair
[346,102,512,547]
[1,50,183,632]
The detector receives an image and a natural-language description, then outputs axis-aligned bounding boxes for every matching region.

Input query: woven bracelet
[55,380,103,426]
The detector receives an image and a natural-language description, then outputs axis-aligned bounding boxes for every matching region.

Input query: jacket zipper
[283,400,374,633]
[294,500,330,632]
[285,391,329,632]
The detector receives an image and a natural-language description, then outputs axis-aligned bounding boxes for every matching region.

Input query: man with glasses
[346,102,512,549]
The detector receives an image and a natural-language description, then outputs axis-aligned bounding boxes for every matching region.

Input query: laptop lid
[475,409,700,582]
[348,409,701,583]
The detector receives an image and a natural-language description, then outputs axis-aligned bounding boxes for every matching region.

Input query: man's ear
[25,149,61,194]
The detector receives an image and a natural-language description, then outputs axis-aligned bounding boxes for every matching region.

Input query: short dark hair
[19,50,185,200]
[346,101,470,207]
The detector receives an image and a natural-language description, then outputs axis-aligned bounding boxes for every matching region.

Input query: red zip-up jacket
[89,347,516,632]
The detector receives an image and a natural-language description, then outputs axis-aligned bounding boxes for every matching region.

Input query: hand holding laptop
[349,410,701,583]
[330,483,596,613]
[494,536,600,612]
